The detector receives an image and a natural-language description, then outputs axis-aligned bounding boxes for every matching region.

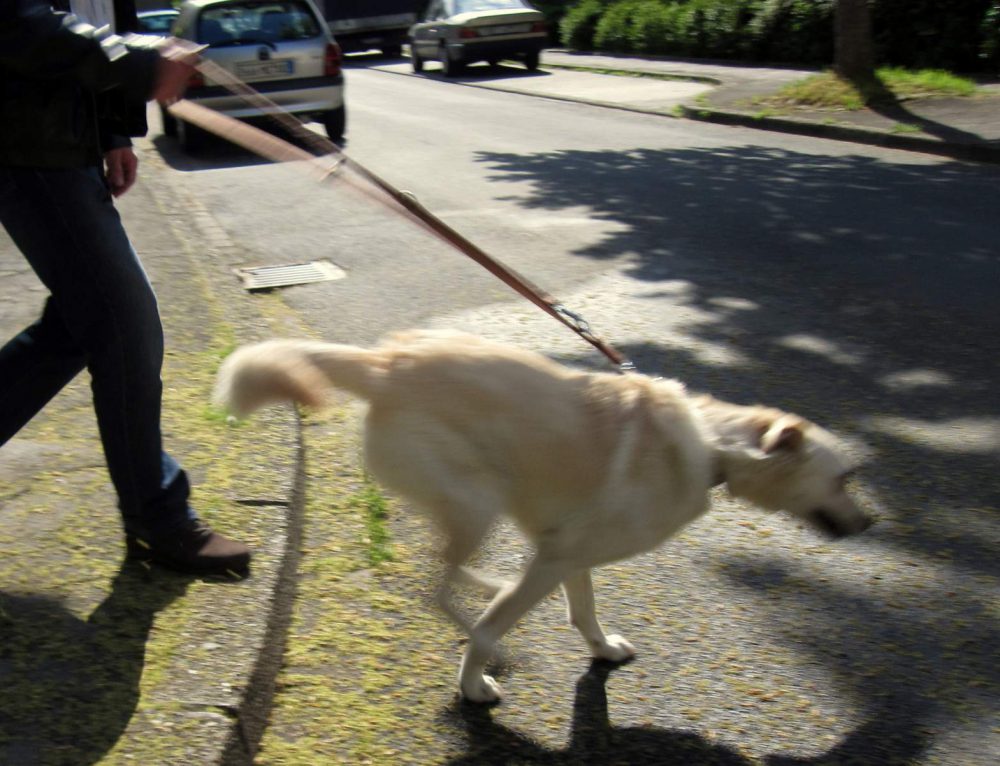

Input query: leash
[168,60,636,374]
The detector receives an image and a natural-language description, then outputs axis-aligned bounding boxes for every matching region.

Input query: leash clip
[552,304,592,335]
[618,359,637,374]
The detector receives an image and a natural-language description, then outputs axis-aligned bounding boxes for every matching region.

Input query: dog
[215,329,872,703]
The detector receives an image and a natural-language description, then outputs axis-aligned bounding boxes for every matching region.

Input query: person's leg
[0,297,88,444]
[0,165,186,532]
[0,165,249,574]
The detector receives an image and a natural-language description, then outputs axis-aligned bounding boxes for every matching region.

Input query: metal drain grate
[236,260,346,291]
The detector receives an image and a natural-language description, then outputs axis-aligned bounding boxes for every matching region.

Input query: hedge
[553,0,1000,72]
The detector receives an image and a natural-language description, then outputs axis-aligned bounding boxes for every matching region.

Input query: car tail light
[531,21,547,34]
[324,41,342,76]
[459,27,478,39]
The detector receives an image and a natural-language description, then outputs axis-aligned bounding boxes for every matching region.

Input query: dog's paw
[592,634,636,663]
[461,674,503,704]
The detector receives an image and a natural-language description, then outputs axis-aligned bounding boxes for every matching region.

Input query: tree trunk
[834,0,875,84]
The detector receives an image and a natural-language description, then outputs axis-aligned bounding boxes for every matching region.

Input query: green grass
[759,67,977,111]
[351,478,394,566]
[878,67,977,99]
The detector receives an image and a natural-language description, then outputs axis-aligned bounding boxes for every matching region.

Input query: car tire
[160,105,177,137]
[441,45,464,77]
[524,50,540,71]
[411,47,424,73]
[323,106,346,142]
[176,119,205,152]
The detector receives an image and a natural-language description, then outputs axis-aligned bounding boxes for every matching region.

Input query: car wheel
[176,118,204,152]
[524,50,540,71]
[411,47,424,73]
[323,106,346,143]
[160,105,177,137]
[440,44,464,77]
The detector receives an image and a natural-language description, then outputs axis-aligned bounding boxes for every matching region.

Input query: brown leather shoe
[126,520,251,578]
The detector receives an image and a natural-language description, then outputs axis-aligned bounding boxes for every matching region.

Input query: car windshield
[197,1,320,46]
[453,0,530,13]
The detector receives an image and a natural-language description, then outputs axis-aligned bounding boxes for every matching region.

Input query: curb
[139,141,309,765]
[678,104,1000,164]
[532,52,1000,164]
[543,61,723,86]
[220,418,305,766]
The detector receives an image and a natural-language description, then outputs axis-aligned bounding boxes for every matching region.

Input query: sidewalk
[0,150,303,765]
[541,50,1000,163]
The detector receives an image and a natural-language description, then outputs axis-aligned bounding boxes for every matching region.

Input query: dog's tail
[214,339,386,417]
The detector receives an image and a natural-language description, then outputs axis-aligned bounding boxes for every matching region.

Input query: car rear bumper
[185,75,344,118]
[448,36,545,62]
[336,28,409,52]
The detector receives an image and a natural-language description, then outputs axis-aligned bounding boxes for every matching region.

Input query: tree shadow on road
[467,143,998,762]
[476,143,999,319]
[443,660,930,765]
[0,563,190,764]
[858,74,995,148]
[476,143,999,568]
[720,557,998,766]
[443,660,752,765]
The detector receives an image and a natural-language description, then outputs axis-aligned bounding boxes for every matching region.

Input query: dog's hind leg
[454,565,510,597]
[434,501,500,635]
[366,419,503,633]
[459,551,570,703]
[562,569,635,663]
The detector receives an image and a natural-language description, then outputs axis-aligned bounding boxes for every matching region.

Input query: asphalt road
[152,59,999,764]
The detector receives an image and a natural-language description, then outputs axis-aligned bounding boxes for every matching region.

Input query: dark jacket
[0,0,161,168]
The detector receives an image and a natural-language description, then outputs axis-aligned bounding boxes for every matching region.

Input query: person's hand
[151,38,203,105]
[105,147,139,197]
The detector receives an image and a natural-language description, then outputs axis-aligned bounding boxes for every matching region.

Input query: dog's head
[720,414,872,539]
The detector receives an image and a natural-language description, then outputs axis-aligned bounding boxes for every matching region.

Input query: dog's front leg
[459,554,568,703]
[562,569,635,662]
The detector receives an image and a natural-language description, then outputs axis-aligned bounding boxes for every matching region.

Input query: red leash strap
[169,62,636,373]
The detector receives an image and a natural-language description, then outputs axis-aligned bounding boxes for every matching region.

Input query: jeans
[0,165,195,538]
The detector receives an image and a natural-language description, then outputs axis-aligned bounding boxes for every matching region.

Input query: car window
[453,0,529,13]
[138,13,177,33]
[197,1,321,45]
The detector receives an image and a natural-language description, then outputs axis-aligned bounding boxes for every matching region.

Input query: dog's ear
[759,415,805,454]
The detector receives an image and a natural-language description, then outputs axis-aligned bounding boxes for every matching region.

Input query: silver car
[409,0,546,77]
[167,0,346,149]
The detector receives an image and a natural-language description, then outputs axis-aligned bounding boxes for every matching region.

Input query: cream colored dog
[215,329,871,703]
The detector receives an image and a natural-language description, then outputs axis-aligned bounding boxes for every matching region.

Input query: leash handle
[172,60,636,374]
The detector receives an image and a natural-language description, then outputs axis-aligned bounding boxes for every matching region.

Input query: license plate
[483,23,530,36]
[234,58,294,80]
